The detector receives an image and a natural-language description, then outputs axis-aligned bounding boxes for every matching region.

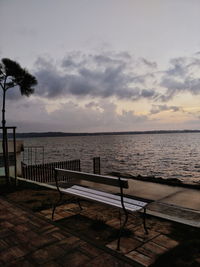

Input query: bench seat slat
[62,187,143,212]
[64,188,141,212]
[72,185,147,207]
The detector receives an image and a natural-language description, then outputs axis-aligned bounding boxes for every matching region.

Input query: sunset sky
[1,0,200,132]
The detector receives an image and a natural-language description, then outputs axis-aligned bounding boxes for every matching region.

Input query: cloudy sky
[1,0,200,132]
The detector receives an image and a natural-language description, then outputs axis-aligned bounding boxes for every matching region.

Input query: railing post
[93,157,100,174]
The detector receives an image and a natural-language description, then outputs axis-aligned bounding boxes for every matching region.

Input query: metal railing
[22,146,44,165]
[21,159,81,183]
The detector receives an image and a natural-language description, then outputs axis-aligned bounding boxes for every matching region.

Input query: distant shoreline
[5,129,200,138]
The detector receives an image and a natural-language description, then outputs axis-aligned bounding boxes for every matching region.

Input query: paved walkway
[0,197,133,266]
[126,180,200,227]
[127,180,200,210]
[83,179,200,227]
[0,193,185,267]
[1,179,199,266]
[17,176,200,227]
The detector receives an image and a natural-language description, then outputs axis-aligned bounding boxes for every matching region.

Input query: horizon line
[9,129,200,138]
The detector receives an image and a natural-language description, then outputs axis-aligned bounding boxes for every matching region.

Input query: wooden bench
[53,168,149,250]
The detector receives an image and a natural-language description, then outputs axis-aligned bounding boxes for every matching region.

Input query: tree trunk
[2,89,10,185]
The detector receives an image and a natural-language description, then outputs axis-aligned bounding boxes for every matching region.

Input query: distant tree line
[2,129,200,139]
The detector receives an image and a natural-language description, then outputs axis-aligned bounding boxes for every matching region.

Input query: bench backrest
[55,168,129,189]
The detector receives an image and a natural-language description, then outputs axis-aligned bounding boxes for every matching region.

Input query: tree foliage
[0,58,37,184]
[0,58,37,95]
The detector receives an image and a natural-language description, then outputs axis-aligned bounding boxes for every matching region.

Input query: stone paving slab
[159,189,200,210]
[147,202,200,227]
[126,250,153,267]
[106,227,179,267]
[125,180,182,201]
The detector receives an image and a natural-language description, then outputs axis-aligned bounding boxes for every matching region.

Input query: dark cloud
[159,77,184,101]
[93,51,131,67]
[85,101,100,108]
[34,57,55,70]
[4,51,200,104]
[33,52,157,101]
[35,68,67,98]
[62,51,86,69]
[141,89,156,98]
[38,52,200,104]
[166,57,188,77]
[4,51,200,132]
[159,77,200,101]
[131,73,155,84]
[159,55,200,101]
[62,58,78,69]
[140,58,157,68]
[150,104,182,115]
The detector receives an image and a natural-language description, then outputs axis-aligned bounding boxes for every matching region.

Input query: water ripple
[23,133,200,183]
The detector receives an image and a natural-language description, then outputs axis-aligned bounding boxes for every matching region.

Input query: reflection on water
[22,133,200,183]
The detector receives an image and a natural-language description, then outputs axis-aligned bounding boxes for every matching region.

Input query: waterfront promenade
[126,179,200,227]
[0,177,200,266]
[0,197,133,266]
[80,178,200,227]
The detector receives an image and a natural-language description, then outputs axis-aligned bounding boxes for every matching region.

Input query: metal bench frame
[52,168,149,250]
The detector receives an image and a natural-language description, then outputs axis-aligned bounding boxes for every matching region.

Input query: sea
[22,132,200,185]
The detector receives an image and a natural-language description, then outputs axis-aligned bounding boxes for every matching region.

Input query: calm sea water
[22,133,200,184]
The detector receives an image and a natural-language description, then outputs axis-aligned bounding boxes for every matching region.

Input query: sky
[1,0,200,132]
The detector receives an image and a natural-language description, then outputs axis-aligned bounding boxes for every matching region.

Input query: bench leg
[143,207,148,235]
[117,210,129,251]
[77,198,83,211]
[52,193,63,221]
[118,210,122,227]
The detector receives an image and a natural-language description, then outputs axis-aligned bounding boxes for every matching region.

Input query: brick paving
[0,195,183,267]
[38,201,180,267]
[0,197,133,266]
